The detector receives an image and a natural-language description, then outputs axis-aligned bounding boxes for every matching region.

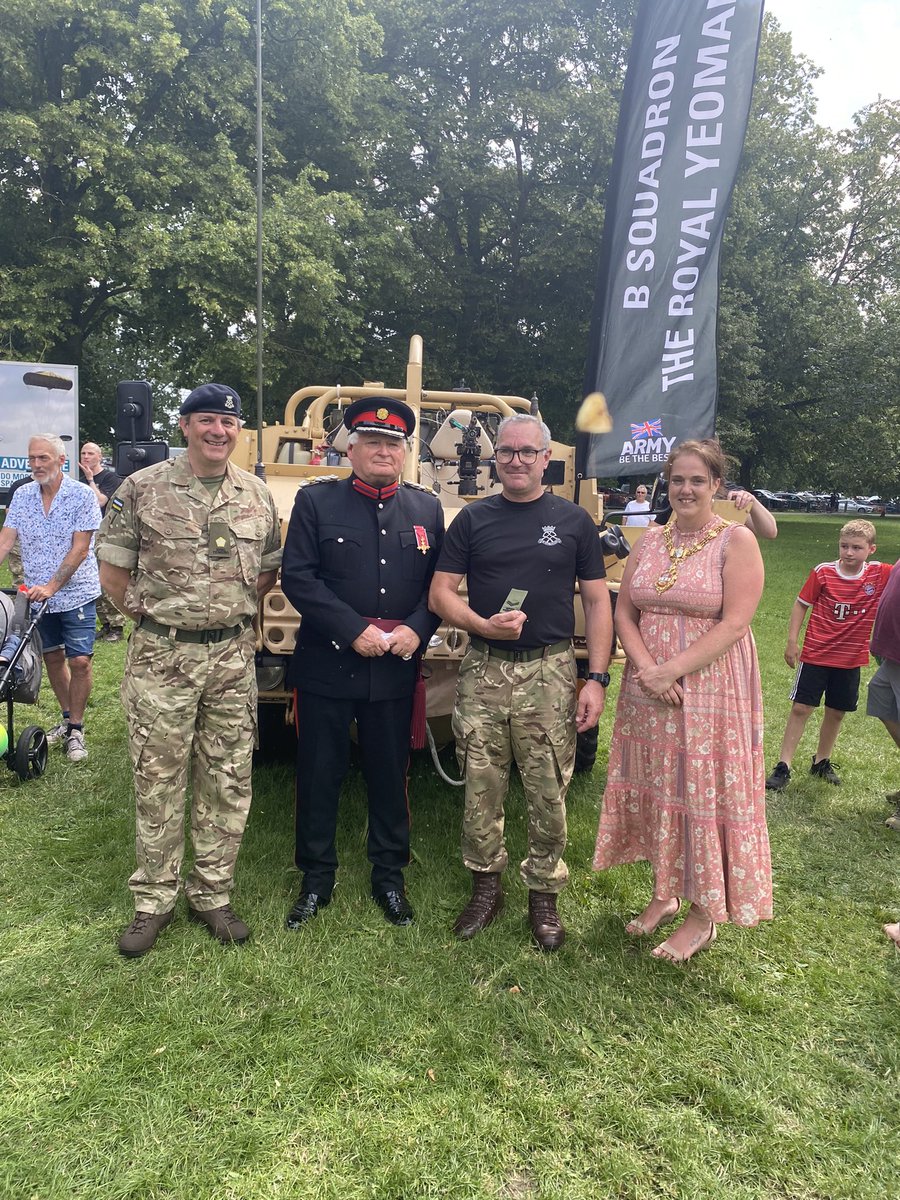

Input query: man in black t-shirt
[430,414,612,950]
[79,443,125,641]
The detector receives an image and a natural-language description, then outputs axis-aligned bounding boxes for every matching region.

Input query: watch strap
[587,671,610,687]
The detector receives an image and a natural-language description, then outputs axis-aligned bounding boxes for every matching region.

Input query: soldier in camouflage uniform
[96,384,281,958]
[429,414,613,950]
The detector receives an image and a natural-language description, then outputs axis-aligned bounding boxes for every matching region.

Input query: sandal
[625,897,681,938]
[652,916,717,964]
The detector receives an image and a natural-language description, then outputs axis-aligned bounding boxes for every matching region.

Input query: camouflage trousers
[452,643,577,892]
[97,590,125,632]
[121,626,257,914]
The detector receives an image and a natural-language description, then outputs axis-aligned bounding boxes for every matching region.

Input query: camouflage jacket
[95,454,281,630]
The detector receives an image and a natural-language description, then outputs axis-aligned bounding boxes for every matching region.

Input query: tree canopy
[0,1,897,490]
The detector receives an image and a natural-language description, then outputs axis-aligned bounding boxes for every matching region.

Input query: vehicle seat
[428,410,493,461]
[275,440,311,465]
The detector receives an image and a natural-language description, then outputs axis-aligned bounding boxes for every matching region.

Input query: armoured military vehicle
[231,335,630,771]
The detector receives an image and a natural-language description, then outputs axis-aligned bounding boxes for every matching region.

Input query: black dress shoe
[285,891,330,930]
[374,889,414,926]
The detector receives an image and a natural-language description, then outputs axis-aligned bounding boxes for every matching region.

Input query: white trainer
[46,721,69,745]
[65,729,88,762]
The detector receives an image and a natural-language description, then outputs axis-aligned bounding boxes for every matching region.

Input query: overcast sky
[764,0,900,129]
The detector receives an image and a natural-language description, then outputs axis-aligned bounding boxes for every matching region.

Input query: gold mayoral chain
[655,518,729,594]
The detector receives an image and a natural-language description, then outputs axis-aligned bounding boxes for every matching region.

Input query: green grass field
[1,515,899,1199]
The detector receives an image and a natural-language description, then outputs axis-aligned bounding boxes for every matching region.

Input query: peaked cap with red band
[343,396,416,440]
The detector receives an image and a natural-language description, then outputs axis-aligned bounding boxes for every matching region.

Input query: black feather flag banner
[577,0,764,479]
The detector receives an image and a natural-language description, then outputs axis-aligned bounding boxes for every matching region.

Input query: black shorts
[790,662,860,712]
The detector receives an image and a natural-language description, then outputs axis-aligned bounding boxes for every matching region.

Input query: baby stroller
[1,587,48,781]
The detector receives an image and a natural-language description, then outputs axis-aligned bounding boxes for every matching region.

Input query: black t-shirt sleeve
[435,507,471,575]
[97,470,123,500]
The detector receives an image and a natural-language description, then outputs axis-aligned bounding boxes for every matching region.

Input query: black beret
[179,383,242,418]
[342,396,416,440]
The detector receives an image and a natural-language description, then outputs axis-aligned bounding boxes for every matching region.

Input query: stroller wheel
[15,725,49,781]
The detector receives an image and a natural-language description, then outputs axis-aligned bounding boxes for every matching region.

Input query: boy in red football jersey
[766,520,893,790]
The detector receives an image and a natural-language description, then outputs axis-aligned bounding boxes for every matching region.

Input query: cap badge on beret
[179,382,242,418]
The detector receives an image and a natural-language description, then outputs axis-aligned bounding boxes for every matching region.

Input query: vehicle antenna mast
[254,0,265,478]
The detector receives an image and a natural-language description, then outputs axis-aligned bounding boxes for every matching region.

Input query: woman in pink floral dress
[594,440,771,962]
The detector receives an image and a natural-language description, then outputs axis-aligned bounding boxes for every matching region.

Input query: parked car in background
[837,497,875,513]
[752,488,790,510]
[601,487,632,513]
[858,497,892,514]
[794,491,828,511]
[855,496,890,515]
[774,491,806,511]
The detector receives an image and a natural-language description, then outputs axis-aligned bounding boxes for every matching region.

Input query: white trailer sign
[0,361,79,498]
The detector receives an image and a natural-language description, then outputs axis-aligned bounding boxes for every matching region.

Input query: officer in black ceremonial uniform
[281,397,444,928]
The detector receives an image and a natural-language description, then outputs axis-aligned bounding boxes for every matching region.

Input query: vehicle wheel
[574,723,599,774]
[14,725,48,781]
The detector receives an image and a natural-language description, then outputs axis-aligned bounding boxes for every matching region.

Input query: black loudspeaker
[541,459,566,486]
[115,380,153,443]
[115,442,169,477]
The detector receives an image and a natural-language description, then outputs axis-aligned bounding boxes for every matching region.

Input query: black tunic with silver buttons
[281,476,444,700]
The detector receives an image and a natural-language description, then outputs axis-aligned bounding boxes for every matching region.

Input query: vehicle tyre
[14,725,48,781]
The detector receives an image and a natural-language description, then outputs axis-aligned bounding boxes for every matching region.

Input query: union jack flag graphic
[630,418,662,438]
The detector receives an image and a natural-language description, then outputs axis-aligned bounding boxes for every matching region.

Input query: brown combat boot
[118,910,175,958]
[528,890,565,952]
[188,904,250,945]
[452,871,503,940]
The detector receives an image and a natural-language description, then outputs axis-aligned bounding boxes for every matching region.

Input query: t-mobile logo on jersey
[832,602,865,621]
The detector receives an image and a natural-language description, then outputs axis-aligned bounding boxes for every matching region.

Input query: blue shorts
[39,601,98,658]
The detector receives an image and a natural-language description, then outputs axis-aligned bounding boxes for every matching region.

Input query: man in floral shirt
[0,433,101,761]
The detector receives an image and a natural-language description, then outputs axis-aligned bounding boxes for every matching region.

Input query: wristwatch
[587,671,611,687]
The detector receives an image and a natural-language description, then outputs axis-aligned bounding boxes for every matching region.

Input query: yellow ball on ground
[0,724,8,757]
